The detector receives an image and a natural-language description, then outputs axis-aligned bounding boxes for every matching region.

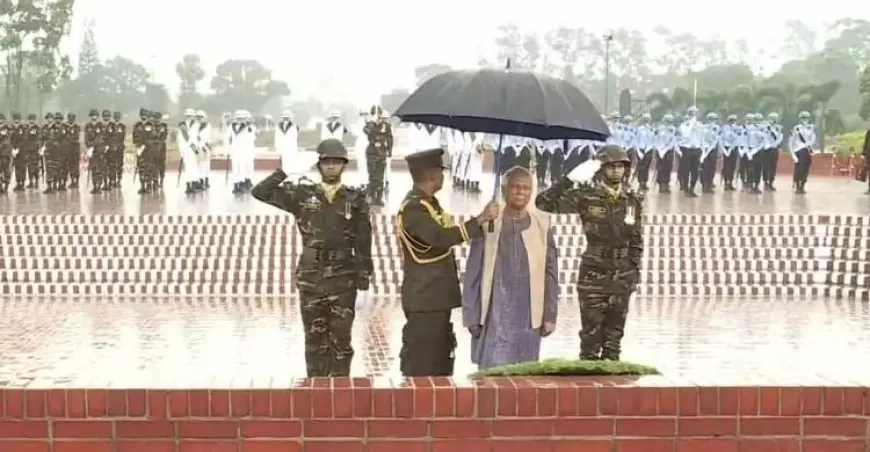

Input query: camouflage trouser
[24,150,39,182]
[89,150,108,188]
[366,151,387,191]
[45,150,64,184]
[298,289,356,377]
[576,265,638,361]
[112,146,124,182]
[67,145,81,182]
[13,152,30,184]
[400,310,456,376]
[138,148,160,186]
[158,146,167,183]
[0,155,10,188]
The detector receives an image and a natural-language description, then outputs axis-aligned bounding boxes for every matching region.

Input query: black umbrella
[394,68,609,141]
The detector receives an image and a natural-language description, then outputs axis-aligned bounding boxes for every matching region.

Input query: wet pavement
[1,296,869,388]
[0,170,868,215]
[0,170,868,388]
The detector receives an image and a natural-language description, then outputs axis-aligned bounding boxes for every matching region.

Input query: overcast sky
[67,0,865,104]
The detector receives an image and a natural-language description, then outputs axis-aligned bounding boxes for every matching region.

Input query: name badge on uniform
[624,204,635,225]
[588,205,606,218]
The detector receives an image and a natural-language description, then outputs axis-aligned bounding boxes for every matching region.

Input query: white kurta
[464,132,484,183]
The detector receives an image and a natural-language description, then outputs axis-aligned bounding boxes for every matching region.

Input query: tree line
[2,4,868,135]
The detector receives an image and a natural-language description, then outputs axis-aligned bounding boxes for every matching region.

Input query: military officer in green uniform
[535,145,644,361]
[397,148,499,376]
[251,138,373,377]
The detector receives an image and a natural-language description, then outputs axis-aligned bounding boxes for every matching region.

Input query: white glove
[286,152,319,177]
[12,148,18,157]
[355,291,370,310]
[87,147,93,158]
[39,146,45,156]
[566,159,601,183]
[137,146,144,157]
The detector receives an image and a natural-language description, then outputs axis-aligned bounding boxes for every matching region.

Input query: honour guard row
[486,109,818,196]
[0,110,135,195]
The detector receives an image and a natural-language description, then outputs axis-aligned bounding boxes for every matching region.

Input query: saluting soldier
[65,113,81,189]
[535,146,644,361]
[137,110,163,193]
[396,148,499,376]
[0,114,11,193]
[251,138,373,377]
[84,109,104,193]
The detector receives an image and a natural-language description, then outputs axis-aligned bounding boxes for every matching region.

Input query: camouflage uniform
[84,109,108,193]
[534,146,644,361]
[0,114,11,193]
[251,139,373,377]
[21,114,41,189]
[42,113,67,193]
[363,106,393,206]
[152,111,168,185]
[397,148,483,376]
[10,113,25,191]
[132,109,148,192]
[138,111,163,193]
[110,111,126,187]
[66,113,81,189]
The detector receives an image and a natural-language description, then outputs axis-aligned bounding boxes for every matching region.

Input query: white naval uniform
[411,123,441,151]
[463,132,484,184]
[275,120,299,175]
[229,122,252,184]
[177,120,201,184]
[196,122,212,182]
[353,119,371,184]
[446,129,462,180]
[321,121,346,142]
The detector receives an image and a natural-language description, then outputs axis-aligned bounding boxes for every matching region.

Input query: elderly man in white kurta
[462,166,559,369]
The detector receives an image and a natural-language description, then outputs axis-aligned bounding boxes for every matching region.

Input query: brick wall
[2,378,869,451]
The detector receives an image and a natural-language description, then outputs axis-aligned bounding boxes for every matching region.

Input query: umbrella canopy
[395,69,609,141]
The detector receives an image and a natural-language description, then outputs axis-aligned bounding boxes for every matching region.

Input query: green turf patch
[472,358,660,377]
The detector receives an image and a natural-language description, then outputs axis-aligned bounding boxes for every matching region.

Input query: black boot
[185,182,195,194]
[232,182,243,194]
[43,181,55,194]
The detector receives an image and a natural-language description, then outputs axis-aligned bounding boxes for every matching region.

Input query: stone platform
[0,172,868,451]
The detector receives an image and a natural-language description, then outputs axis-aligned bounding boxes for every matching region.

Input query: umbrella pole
[488,134,504,233]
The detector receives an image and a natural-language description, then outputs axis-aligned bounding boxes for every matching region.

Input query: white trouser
[465,150,483,183]
[198,151,210,180]
[280,147,298,175]
[231,147,248,183]
[456,149,470,181]
[355,142,368,185]
[181,146,201,183]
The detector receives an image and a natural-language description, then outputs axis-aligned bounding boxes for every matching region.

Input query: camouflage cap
[27,113,37,121]
[596,145,630,166]
[53,112,63,119]
[12,112,21,120]
[88,109,99,117]
[101,109,111,117]
[44,112,52,120]
[139,108,149,117]
[316,138,349,161]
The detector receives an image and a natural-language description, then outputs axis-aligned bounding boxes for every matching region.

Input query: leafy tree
[0,0,75,110]
[176,54,205,110]
[206,59,290,115]
[144,83,170,114]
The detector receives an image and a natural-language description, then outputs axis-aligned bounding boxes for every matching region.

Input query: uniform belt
[301,247,354,261]
[584,246,630,259]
